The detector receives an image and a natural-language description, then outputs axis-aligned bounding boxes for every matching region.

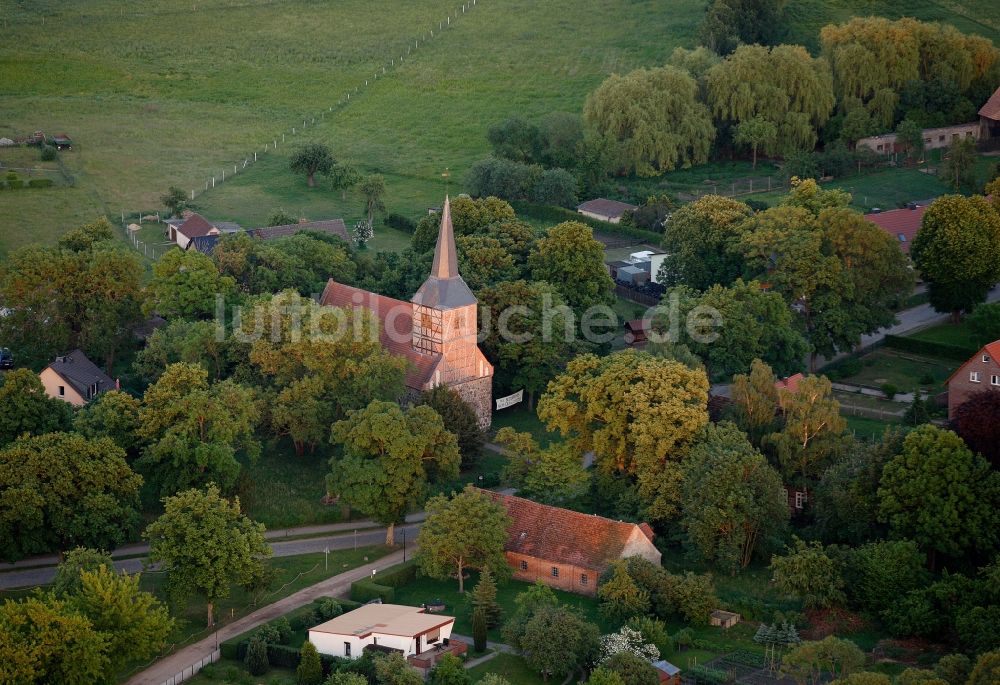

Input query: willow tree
[820,17,999,126]
[705,44,835,155]
[584,65,715,176]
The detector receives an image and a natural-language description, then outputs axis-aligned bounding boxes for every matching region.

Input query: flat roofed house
[946,340,1000,419]
[577,198,638,224]
[478,489,660,596]
[39,349,115,406]
[307,603,457,661]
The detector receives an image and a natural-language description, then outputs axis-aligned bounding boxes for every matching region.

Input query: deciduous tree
[495,428,588,505]
[952,389,1000,468]
[143,248,235,320]
[735,116,778,169]
[161,186,188,217]
[52,547,115,597]
[359,174,387,225]
[529,221,614,312]
[0,368,73,448]
[331,401,460,545]
[584,66,715,176]
[73,389,143,455]
[768,374,847,482]
[0,432,141,561]
[145,484,270,627]
[601,652,660,685]
[598,562,651,622]
[289,143,334,188]
[519,605,600,682]
[771,538,845,609]
[133,319,230,383]
[416,486,510,592]
[730,359,780,444]
[659,195,753,290]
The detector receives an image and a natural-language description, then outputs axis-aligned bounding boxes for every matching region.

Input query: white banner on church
[495,390,523,410]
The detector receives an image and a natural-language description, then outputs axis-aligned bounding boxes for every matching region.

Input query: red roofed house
[774,373,804,394]
[980,85,1000,144]
[946,340,1000,419]
[864,204,928,255]
[166,212,242,250]
[478,489,661,596]
[320,197,493,427]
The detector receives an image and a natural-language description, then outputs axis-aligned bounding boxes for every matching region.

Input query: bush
[385,213,416,233]
[297,641,323,685]
[28,178,54,188]
[273,616,293,644]
[350,561,417,601]
[269,643,303,669]
[6,179,23,190]
[220,638,248,661]
[881,383,898,400]
[291,608,320,631]
[350,579,394,603]
[246,636,270,676]
[317,598,343,621]
[40,145,57,161]
[919,373,936,386]
[837,357,863,378]
[255,623,282,644]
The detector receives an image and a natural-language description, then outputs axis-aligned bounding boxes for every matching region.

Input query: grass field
[831,348,957,393]
[908,320,988,351]
[468,652,549,684]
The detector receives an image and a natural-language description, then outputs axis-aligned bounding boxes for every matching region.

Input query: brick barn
[946,340,1000,419]
[478,489,661,596]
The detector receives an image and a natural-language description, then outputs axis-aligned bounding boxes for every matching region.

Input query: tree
[0,594,110,685]
[73,389,143,455]
[267,209,297,227]
[969,302,1000,343]
[707,45,835,155]
[969,651,1000,685]
[487,116,541,163]
[374,652,424,685]
[895,119,924,162]
[532,168,578,208]
[246,635,270,676]
[326,162,362,198]
[584,66,715,176]
[601,652,660,685]
[735,116,778,169]
[699,0,785,55]
[416,486,511,592]
[538,111,584,169]
[878,424,1000,564]
[296,640,323,685]
[912,195,1000,320]
[359,174,387,225]
[469,566,502,627]
[58,217,116,252]
[768,374,847,483]
[935,654,971,685]
[782,637,865,685]
[681,422,788,572]
[289,143,334,188]
[529,221,614,312]
[496,428,589,504]
[0,432,141,561]
[0,368,73,448]
[538,350,709,521]
[144,484,271,626]
[598,562,651,623]
[658,195,754,290]
[161,186,187,217]
[730,359,780,444]
[953,389,1000,468]
[843,540,929,619]
[829,674,891,685]
[472,607,488,652]
[671,572,718,625]
[137,363,259,495]
[939,138,978,192]
[421,386,483,468]
[663,280,809,380]
[502,582,561,648]
[428,653,470,685]
[770,538,845,609]
[332,401,461,546]
[143,248,236,320]
[52,547,115,597]
[477,280,579,408]
[325,674,369,685]
[133,319,230,383]
[69,566,175,675]
[599,625,660,663]
[520,605,600,681]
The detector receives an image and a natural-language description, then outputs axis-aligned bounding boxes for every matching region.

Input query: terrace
[406,639,468,672]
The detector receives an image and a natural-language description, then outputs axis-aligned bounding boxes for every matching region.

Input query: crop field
[2,0,999,257]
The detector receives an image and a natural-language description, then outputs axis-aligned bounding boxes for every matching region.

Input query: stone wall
[450,375,493,429]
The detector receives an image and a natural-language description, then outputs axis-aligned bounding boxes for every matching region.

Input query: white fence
[160,649,220,685]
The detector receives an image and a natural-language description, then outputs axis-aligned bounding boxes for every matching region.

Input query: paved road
[123,548,409,685]
[0,522,422,590]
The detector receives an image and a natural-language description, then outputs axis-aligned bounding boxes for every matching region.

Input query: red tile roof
[979,86,1000,121]
[176,213,218,239]
[577,198,638,219]
[864,206,927,254]
[774,373,804,393]
[319,280,438,389]
[946,340,1000,384]
[479,489,656,572]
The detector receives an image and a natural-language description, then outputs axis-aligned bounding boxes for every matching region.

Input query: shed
[624,319,651,347]
[617,265,649,286]
[606,260,632,280]
[710,609,741,629]
[653,660,682,685]
[51,133,73,150]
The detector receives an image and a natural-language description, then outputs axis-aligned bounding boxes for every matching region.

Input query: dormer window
[983,355,991,363]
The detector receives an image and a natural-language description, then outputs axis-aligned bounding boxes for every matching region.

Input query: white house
[307,604,456,660]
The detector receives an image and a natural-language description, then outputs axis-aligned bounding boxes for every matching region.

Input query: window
[551,567,559,578]
[939,135,946,142]
[580,574,589,586]
[898,234,907,243]
[983,355,991,363]
[344,642,351,657]
[970,371,981,383]
[992,375,999,386]
[794,491,807,509]
[520,560,528,571]
[58,385,65,397]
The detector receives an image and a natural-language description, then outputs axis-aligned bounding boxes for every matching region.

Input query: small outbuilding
[616,265,650,286]
[577,198,638,224]
[710,609,741,629]
[653,660,682,685]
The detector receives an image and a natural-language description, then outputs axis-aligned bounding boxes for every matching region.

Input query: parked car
[0,348,12,369]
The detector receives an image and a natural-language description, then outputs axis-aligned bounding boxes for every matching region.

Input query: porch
[407,639,468,670]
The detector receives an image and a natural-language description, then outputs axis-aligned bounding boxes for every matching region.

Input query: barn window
[520,560,528,571]
[551,567,559,578]
[971,371,981,383]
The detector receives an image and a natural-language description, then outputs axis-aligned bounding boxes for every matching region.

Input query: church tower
[411,197,493,426]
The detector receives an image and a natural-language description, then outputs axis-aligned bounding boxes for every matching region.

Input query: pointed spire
[430,195,458,279]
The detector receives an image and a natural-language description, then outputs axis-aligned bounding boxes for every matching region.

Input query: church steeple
[411,196,476,309]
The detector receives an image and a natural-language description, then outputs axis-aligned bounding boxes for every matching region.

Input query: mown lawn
[468,652,549,684]
[845,415,903,441]
[830,348,957,394]
[489,405,558,447]
[908,321,988,351]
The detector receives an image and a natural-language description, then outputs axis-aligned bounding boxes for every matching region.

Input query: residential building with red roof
[774,373,804,394]
[478,488,660,596]
[864,204,928,255]
[166,212,242,249]
[946,340,1000,418]
[979,85,1000,143]
[320,198,493,427]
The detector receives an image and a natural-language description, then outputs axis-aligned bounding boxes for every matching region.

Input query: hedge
[883,334,979,361]
[511,201,662,242]
[349,560,418,603]
[5,180,23,190]
[28,178,54,188]
[384,213,416,234]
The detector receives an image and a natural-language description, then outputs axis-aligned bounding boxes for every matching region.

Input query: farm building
[478,488,660,597]
[945,340,1000,419]
[39,349,115,406]
[577,198,637,224]
[856,122,979,155]
[979,85,1000,145]
[186,218,348,255]
[166,212,242,250]
[307,603,464,671]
